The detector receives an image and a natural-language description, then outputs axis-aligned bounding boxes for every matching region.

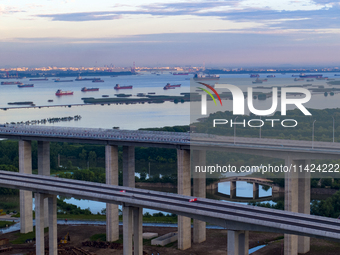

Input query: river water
[0,72,338,220]
[1,72,339,129]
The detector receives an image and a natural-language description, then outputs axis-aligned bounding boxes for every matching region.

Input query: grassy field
[11,227,48,244]
[0,220,16,228]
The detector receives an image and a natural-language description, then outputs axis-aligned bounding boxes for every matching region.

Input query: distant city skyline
[0,0,339,67]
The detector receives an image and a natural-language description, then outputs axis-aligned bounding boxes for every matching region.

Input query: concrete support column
[123,205,133,255]
[19,140,33,234]
[284,158,310,255]
[48,195,58,255]
[192,150,206,244]
[253,183,259,200]
[123,146,135,188]
[177,149,191,250]
[227,230,249,255]
[105,145,119,242]
[122,146,142,255]
[133,207,143,255]
[35,193,45,255]
[38,141,50,227]
[298,161,311,254]
[284,158,298,255]
[230,181,236,199]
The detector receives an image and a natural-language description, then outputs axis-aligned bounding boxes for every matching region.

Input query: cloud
[36,12,123,22]
[33,0,340,31]
[0,5,24,15]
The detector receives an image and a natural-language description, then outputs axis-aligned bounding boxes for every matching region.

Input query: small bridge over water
[208,176,283,200]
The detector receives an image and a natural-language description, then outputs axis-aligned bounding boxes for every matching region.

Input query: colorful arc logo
[197,82,222,106]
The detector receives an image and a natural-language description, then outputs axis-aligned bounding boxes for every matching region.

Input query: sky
[0,0,339,67]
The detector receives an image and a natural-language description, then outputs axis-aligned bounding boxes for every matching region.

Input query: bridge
[209,177,281,200]
[0,125,340,255]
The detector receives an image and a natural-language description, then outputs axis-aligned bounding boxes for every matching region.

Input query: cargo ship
[29,78,48,81]
[1,81,23,85]
[252,78,263,84]
[75,76,101,81]
[316,77,328,80]
[173,73,189,75]
[163,83,181,90]
[294,78,304,81]
[335,74,340,76]
[55,89,73,96]
[114,84,133,90]
[92,79,104,82]
[18,84,34,88]
[193,74,220,80]
[299,73,323,78]
[250,74,260,77]
[267,75,276,78]
[55,79,73,82]
[81,87,99,92]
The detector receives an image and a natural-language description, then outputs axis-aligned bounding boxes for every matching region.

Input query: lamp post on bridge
[312,120,316,149]
[260,116,262,139]
[234,116,239,144]
[332,116,335,143]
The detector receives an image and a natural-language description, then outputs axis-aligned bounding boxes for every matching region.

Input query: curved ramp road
[0,170,340,241]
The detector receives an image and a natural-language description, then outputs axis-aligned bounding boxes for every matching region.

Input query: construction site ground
[1,225,340,254]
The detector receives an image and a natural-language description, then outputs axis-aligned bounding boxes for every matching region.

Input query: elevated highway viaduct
[0,125,340,255]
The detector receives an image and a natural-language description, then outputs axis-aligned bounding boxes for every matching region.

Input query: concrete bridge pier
[105,145,119,242]
[298,166,311,254]
[133,207,143,255]
[284,158,310,255]
[19,140,33,234]
[35,193,57,255]
[230,181,236,199]
[252,182,259,200]
[192,150,206,244]
[227,230,249,255]
[122,146,143,255]
[177,149,191,250]
[38,141,50,227]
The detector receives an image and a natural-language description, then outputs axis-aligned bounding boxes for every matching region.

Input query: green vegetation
[11,227,48,244]
[327,81,340,85]
[248,201,284,210]
[193,108,340,142]
[0,221,16,228]
[90,233,107,242]
[311,190,340,218]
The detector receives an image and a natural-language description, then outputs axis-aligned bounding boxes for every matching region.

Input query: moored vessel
[252,78,263,84]
[92,79,104,82]
[29,78,48,81]
[163,83,181,90]
[18,84,34,88]
[55,89,74,96]
[114,84,133,90]
[173,73,189,75]
[81,87,99,92]
[55,79,73,82]
[299,73,323,78]
[193,74,220,80]
[75,76,101,81]
[1,81,23,85]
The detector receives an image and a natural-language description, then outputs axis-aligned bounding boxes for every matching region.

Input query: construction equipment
[60,232,70,244]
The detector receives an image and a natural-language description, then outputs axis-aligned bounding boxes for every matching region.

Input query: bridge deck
[0,125,340,158]
[1,170,340,241]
